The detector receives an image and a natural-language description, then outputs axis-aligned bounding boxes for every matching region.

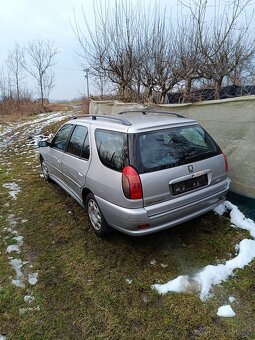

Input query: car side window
[51,124,74,151]
[81,132,90,159]
[67,125,89,158]
[95,130,128,171]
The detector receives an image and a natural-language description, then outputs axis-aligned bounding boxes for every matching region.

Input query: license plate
[172,174,208,196]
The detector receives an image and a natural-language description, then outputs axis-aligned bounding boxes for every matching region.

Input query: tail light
[122,166,143,200]
[223,153,228,172]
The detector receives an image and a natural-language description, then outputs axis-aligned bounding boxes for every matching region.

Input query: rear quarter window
[95,130,129,172]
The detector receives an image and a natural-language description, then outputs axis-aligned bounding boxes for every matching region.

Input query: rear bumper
[96,178,231,236]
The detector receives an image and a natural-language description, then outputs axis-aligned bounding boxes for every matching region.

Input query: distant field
[0,113,254,339]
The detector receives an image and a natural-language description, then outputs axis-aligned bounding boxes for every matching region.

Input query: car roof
[68,112,197,133]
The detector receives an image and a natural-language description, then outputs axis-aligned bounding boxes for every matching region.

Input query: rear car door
[61,124,91,201]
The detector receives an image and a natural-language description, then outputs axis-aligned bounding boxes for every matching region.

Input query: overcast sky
[1,0,252,101]
[0,0,98,100]
[0,0,183,101]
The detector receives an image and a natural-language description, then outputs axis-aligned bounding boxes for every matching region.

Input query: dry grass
[0,99,72,119]
[80,97,90,114]
[0,99,45,116]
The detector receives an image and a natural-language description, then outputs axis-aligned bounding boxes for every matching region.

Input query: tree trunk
[182,78,192,103]
[40,74,44,107]
[16,78,20,102]
[100,76,104,99]
[137,80,141,100]
[160,90,167,103]
[214,79,223,100]
[16,77,20,111]
[147,85,153,103]
[120,84,126,100]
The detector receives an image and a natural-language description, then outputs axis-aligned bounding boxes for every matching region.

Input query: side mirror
[38,140,50,147]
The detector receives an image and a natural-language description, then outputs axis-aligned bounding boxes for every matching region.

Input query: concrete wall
[89,97,255,199]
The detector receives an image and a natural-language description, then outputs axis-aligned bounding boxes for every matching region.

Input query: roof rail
[72,114,132,126]
[118,110,186,118]
[91,115,132,126]
[71,114,90,119]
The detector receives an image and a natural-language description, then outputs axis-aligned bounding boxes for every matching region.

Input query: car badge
[188,165,194,173]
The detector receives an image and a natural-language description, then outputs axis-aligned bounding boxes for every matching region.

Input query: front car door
[45,123,74,184]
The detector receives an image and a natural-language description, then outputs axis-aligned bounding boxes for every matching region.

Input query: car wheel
[40,158,51,182]
[86,193,110,237]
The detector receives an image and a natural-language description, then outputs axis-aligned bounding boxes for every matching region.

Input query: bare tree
[74,1,143,100]
[0,66,13,100]
[0,66,7,100]
[227,59,255,86]
[174,7,202,103]
[73,0,255,103]
[73,1,180,103]
[25,37,58,105]
[134,7,180,103]
[6,43,26,103]
[43,70,55,100]
[183,0,255,99]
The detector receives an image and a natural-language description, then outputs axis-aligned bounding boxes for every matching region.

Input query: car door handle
[57,159,61,164]
[78,172,83,177]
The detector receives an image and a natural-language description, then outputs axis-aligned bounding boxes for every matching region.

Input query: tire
[40,158,51,182]
[86,193,110,237]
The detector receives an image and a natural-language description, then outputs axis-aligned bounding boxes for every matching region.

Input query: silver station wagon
[38,111,230,237]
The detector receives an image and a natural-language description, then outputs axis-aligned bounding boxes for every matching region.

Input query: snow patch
[150,259,157,266]
[10,258,25,288]
[6,235,23,253]
[24,294,35,304]
[153,275,189,294]
[27,133,52,147]
[229,296,236,303]
[28,272,38,285]
[7,214,17,228]
[0,111,72,152]
[217,304,236,317]
[225,201,255,238]
[19,305,40,314]
[7,244,21,253]
[13,235,23,243]
[3,182,21,200]
[214,203,227,216]
[152,201,255,300]
[160,263,168,268]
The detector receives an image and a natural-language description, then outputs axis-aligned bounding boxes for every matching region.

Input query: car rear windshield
[136,124,221,173]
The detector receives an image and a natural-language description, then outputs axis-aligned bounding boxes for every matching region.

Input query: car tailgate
[140,154,228,217]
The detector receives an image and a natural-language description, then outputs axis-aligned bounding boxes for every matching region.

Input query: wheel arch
[82,187,92,204]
